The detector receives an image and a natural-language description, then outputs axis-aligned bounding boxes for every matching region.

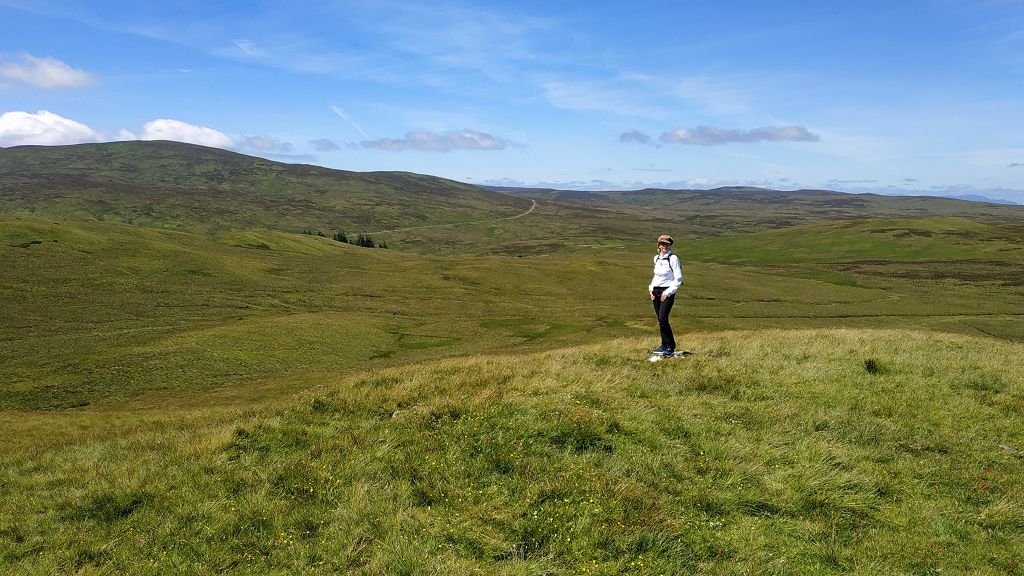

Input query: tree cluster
[332,231,388,249]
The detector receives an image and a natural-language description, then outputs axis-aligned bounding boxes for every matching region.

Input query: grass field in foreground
[1,329,1021,574]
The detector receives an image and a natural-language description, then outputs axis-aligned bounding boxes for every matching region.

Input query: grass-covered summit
[2,329,1020,574]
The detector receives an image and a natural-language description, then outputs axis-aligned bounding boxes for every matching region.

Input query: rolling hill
[0,141,532,233]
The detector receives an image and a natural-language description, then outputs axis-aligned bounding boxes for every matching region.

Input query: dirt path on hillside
[358,199,537,236]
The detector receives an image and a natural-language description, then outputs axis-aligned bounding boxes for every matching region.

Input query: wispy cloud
[1010,162,1023,168]
[331,106,370,139]
[361,129,507,152]
[672,75,753,116]
[541,80,666,118]
[0,52,96,89]
[232,39,265,58]
[356,1,558,84]
[660,125,820,145]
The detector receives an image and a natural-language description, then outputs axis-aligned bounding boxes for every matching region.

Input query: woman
[648,234,683,357]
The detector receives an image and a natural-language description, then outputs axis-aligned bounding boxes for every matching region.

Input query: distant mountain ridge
[487,184,1019,205]
[0,141,530,233]
[947,194,1019,205]
[487,184,1024,227]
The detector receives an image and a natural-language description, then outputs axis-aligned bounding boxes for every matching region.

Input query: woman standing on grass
[649,234,683,357]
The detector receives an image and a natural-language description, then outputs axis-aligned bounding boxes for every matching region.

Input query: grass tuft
[864,358,881,374]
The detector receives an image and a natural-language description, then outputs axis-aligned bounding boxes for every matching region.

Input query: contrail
[331,105,370,140]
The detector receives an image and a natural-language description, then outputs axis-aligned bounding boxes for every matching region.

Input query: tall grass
[2,329,1020,574]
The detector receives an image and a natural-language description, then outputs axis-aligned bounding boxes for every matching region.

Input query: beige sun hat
[657,234,674,245]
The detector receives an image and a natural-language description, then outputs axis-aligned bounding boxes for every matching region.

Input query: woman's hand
[649,291,655,301]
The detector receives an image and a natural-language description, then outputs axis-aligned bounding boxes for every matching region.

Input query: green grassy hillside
[0,141,531,233]
[0,214,628,410]
[2,329,1021,574]
[5,213,1023,411]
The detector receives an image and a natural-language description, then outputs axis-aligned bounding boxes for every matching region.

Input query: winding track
[358,199,537,236]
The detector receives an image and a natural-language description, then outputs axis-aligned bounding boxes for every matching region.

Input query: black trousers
[652,286,676,349]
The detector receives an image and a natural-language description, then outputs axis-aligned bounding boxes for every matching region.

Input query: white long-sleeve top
[649,251,683,296]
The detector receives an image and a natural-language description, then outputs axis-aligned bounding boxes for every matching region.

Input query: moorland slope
[0,141,531,233]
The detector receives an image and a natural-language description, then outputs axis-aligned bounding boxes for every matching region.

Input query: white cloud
[140,119,234,148]
[0,109,101,146]
[660,125,820,145]
[310,138,341,151]
[0,112,235,149]
[444,129,505,150]
[361,129,506,152]
[404,131,451,151]
[620,130,653,145]
[238,134,317,162]
[243,134,293,152]
[0,53,96,89]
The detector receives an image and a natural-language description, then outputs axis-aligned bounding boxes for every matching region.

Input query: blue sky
[2,0,1023,201]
